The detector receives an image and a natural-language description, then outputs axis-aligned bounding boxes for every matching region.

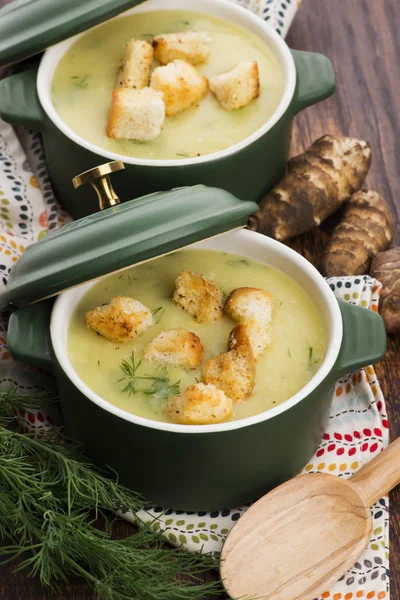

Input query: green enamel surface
[7,299,55,373]
[0,0,144,67]
[331,301,386,379]
[290,50,336,115]
[7,296,385,511]
[0,68,46,131]
[56,370,335,510]
[1,185,257,307]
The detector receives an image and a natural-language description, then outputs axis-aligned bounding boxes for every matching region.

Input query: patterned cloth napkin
[0,1,390,599]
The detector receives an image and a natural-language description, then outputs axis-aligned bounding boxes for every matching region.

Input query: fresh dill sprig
[119,353,143,395]
[119,354,180,399]
[143,365,181,400]
[0,387,55,419]
[0,388,220,599]
[151,306,165,324]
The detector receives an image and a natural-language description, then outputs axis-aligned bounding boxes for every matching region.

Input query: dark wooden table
[0,0,399,598]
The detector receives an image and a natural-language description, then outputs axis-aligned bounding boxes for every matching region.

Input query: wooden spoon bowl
[221,438,400,600]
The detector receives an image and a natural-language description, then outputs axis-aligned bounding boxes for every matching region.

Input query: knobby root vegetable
[247,135,371,240]
[370,247,400,333]
[323,189,393,276]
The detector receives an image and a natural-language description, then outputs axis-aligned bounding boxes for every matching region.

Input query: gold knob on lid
[72,161,125,210]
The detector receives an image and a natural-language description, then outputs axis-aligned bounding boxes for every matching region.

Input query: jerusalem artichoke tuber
[323,189,393,277]
[370,247,400,333]
[247,135,371,240]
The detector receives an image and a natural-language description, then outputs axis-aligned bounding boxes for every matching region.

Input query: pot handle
[329,300,387,380]
[290,50,336,116]
[7,299,55,373]
[0,66,47,131]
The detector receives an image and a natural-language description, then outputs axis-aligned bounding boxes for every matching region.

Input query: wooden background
[0,0,399,598]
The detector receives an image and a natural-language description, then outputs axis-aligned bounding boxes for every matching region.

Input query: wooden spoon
[221,437,400,600]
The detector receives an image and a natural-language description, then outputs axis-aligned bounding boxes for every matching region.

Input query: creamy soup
[67,250,325,423]
[52,10,284,160]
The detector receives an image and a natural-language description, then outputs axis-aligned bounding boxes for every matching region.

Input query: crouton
[165,383,233,425]
[86,296,152,343]
[144,328,203,368]
[117,39,154,90]
[152,31,210,66]
[209,61,259,111]
[202,342,256,402]
[150,60,208,116]
[107,87,165,141]
[172,270,224,323]
[224,287,273,325]
[229,321,271,361]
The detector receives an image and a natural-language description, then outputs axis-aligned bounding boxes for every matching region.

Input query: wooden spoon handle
[350,437,400,506]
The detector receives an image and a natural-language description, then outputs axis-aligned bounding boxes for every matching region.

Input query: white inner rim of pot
[38,0,297,167]
[51,230,343,434]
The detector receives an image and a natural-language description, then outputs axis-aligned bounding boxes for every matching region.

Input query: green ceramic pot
[0,0,335,219]
[7,230,386,511]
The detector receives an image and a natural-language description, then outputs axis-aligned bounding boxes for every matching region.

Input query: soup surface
[67,249,325,423]
[52,10,284,160]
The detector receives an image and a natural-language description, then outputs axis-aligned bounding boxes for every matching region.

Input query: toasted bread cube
[224,287,273,325]
[229,321,270,361]
[86,296,152,342]
[150,60,208,116]
[117,39,154,90]
[152,31,210,66]
[172,270,224,323]
[107,87,165,141]
[225,288,273,360]
[144,328,203,368]
[202,342,255,402]
[165,383,233,425]
[209,61,259,111]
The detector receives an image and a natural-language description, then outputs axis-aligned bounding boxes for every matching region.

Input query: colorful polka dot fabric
[0,2,389,598]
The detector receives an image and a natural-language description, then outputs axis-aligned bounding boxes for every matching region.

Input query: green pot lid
[1,162,258,308]
[0,0,144,67]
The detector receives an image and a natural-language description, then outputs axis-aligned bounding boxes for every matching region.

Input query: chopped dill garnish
[74,74,89,88]
[308,346,313,365]
[306,339,320,370]
[97,360,101,367]
[194,377,200,383]
[119,353,180,399]
[142,32,154,38]
[288,349,291,358]
[279,301,283,307]
[176,152,190,157]
[151,306,165,324]
[226,258,250,267]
